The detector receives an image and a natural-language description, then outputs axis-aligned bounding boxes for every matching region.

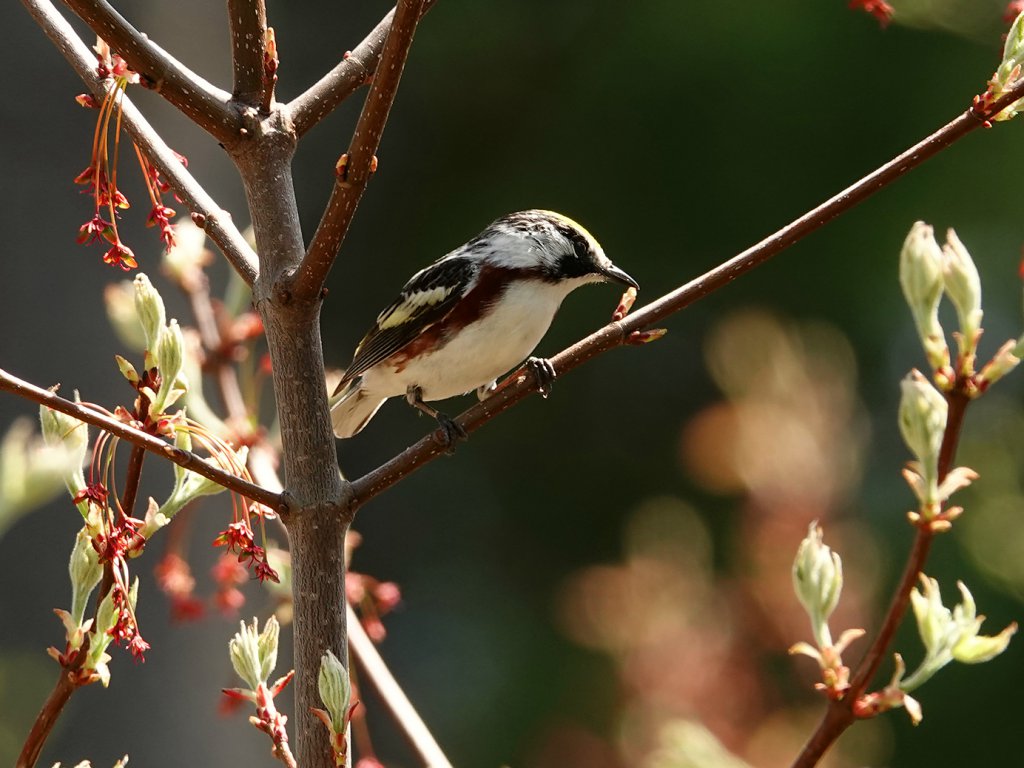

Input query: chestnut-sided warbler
[330,210,638,442]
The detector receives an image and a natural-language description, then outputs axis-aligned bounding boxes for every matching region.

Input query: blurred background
[3,0,1024,766]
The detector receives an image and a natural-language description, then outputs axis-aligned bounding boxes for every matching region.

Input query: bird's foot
[526,357,556,398]
[434,412,468,453]
[406,385,468,454]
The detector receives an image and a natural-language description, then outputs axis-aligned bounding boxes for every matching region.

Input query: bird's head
[472,210,638,292]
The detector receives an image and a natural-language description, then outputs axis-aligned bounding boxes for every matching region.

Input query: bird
[329,209,638,443]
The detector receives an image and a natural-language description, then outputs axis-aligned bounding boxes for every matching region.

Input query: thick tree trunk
[236,118,351,768]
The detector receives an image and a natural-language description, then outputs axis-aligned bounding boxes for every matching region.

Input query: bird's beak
[598,263,639,290]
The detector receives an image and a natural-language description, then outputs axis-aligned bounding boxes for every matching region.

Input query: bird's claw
[407,385,468,453]
[526,357,556,398]
[434,413,468,454]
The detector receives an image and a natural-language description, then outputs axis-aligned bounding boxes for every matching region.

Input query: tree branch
[227,0,268,107]
[347,604,454,768]
[59,0,241,143]
[22,0,260,285]
[791,389,971,768]
[16,668,80,768]
[349,86,1024,510]
[0,367,284,512]
[290,0,428,302]
[287,2,436,139]
[182,275,251,427]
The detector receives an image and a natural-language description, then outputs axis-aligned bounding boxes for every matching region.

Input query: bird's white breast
[360,279,575,401]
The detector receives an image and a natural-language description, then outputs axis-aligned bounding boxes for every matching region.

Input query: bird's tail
[329,377,386,438]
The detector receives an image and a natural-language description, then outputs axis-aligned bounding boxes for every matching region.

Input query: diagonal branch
[59,0,240,143]
[347,604,454,768]
[23,0,260,285]
[349,84,1024,510]
[289,0,428,302]
[0,367,285,512]
[287,2,436,139]
[228,0,269,107]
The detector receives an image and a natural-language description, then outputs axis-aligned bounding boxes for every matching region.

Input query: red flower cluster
[212,552,248,614]
[109,581,150,661]
[73,40,186,270]
[214,519,280,584]
[346,572,402,642]
[154,552,204,622]
[849,0,894,27]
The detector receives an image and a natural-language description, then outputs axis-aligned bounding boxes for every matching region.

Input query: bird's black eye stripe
[550,222,596,280]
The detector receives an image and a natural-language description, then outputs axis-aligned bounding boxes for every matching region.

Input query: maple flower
[73,37,186,268]
[72,481,109,507]
[215,520,280,584]
[849,0,894,27]
[103,242,138,271]
[76,214,115,246]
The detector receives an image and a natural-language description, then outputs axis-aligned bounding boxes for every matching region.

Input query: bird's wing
[335,256,479,392]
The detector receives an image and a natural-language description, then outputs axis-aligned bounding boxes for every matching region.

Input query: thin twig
[120,444,146,517]
[59,0,240,142]
[348,604,454,768]
[22,0,260,285]
[0,367,284,512]
[287,1,436,139]
[791,389,972,768]
[16,669,80,768]
[291,0,427,302]
[349,86,1024,510]
[227,0,268,107]
[184,276,250,426]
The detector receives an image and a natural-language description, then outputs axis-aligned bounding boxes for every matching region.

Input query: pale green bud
[951,581,1017,664]
[899,222,948,372]
[902,577,1016,692]
[909,576,955,663]
[87,590,118,683]
[257,614,280,682]
[104,280,146,352]
[941,229,983,365]
[978,338,1021,389]
[989,9,1024,121]
[152,320,187,414]
[157,321,184,385]
[898,371,947,506]
[69,527,102,626]
[0,419,85,531]
[229,616,280,690]
[114,355,140,385]
[39,401,88,498]
[133,273,166,354]
[792,522,842,649]
[138,497,169,541]
[318,650,351,734]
